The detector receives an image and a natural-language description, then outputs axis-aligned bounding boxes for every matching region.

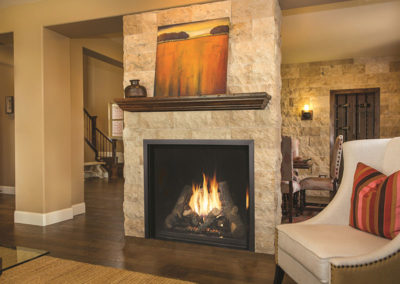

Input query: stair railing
[95,127,117,164]
[84,108,118,179]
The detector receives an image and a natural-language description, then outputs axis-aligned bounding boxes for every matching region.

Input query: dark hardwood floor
[0,179,295,283]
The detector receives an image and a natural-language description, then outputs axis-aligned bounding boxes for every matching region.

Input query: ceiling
[47,16,123,39]
[43,0,400,64]
[1,0,399,64]
[0,0,355,11]
[0,0,39,9]
[281,0,400,63]
[279,0,351,10]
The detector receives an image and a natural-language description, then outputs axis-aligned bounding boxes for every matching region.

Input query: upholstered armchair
[299,135,344,209]
[281,136,301,223]
[275,137,400,284]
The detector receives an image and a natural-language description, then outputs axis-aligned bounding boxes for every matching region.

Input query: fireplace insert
[144,140,254,251]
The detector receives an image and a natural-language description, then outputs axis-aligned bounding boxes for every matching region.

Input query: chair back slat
[281,136,293,182]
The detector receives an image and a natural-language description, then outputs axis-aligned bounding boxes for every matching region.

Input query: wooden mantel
[114,92,271,112]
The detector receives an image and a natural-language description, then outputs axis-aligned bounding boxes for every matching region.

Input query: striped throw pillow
[349,162,400,239]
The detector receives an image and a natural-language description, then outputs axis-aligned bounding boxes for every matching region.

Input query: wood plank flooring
[0,179,295,283]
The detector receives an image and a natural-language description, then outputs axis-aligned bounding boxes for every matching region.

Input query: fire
[246,186,249,210]
[188,173,222,216]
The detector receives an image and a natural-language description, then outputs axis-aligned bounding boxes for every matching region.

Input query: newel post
[91,116,97,148]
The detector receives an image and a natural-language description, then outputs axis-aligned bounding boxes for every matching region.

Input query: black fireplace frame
[143,139,255,251]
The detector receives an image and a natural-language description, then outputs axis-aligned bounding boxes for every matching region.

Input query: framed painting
[154,18,230,97]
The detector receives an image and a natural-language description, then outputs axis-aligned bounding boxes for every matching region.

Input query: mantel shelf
[114,93,271,112]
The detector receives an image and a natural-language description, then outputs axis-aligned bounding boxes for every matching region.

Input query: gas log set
[165,173,248,239]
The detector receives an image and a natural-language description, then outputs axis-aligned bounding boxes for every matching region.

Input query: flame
[188,173,222,216]
[246,186,249,210]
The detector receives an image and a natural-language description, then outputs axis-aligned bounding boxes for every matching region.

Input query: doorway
[46,16,124,182]
[83,47,124,180]
[0,32,15,225]
[330,88,380,145]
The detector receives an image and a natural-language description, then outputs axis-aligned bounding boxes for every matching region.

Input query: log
[219,181,246,238]
[165,185,192,229]
[165,182,246,239]
[199,207,222,230]
[183,209,193,217]
[191,214,202,227]
[216,216,230,234]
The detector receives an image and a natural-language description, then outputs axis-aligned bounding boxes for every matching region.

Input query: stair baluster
[84,108,119,180]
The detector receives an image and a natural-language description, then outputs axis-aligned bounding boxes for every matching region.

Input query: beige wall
[0,0,214,214]
[43,28,72,212]
[84,56,123,133]
[84,142,96,163]
[281,56,400,181]
[0,44,15,187]
[13,26,46,212]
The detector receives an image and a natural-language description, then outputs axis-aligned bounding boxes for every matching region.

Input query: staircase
[84,108,119,179]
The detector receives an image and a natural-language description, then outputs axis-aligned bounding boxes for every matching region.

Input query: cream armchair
[274,137,400,284]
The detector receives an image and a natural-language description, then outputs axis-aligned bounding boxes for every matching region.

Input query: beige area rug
[1,256,194,283]
[0,246,19,268]
[0,246,47,269]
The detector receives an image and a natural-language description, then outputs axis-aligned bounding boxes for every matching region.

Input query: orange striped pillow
[349,162,400,239]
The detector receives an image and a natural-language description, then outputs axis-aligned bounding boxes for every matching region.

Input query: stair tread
[84,161,106,166]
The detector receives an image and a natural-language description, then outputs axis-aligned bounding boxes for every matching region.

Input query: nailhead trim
[333,136,343,179]
[331,249,400,283]
[331,249,400,270]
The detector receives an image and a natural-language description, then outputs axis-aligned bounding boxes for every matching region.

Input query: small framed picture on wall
[5,96,14,114]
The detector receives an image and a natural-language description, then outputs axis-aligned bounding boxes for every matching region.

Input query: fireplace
[144,140,254,251]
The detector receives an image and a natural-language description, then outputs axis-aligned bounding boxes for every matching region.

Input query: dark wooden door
[331,88,380,142]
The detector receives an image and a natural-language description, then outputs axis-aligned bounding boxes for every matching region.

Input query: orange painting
[155,18,229,97]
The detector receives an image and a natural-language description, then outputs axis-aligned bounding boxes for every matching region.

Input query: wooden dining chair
[299,135,344,210]
[281,136,301,222]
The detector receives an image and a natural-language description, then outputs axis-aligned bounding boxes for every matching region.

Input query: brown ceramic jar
[124,79,147,98]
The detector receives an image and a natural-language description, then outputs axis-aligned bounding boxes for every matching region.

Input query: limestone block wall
[281,56,400,180]
[123,0,282,254]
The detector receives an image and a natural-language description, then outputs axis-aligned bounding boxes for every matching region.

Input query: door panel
[347,95,357,141]
[336,95,348,140]
[333,89,379,142]
[357,94,367,139]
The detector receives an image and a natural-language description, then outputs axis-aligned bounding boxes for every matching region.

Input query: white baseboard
[0,185,15,195]
[72,202,86,216]
[15,207,73,226]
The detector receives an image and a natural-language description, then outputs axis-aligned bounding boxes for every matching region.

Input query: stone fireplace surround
[122,0,282,254]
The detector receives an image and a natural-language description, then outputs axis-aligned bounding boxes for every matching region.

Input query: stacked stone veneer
[122,0,282,253]
[282,56,400,181]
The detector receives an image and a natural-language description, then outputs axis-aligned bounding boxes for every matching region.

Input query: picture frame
[5,96,14,114]
[154,18,230,97]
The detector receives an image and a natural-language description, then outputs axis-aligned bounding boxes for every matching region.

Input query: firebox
[144,140,254,251]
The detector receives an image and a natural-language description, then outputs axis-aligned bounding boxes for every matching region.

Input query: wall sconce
[301,104,313,120]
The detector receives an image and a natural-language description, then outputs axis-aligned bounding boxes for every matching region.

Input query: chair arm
[329,234,400,284]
